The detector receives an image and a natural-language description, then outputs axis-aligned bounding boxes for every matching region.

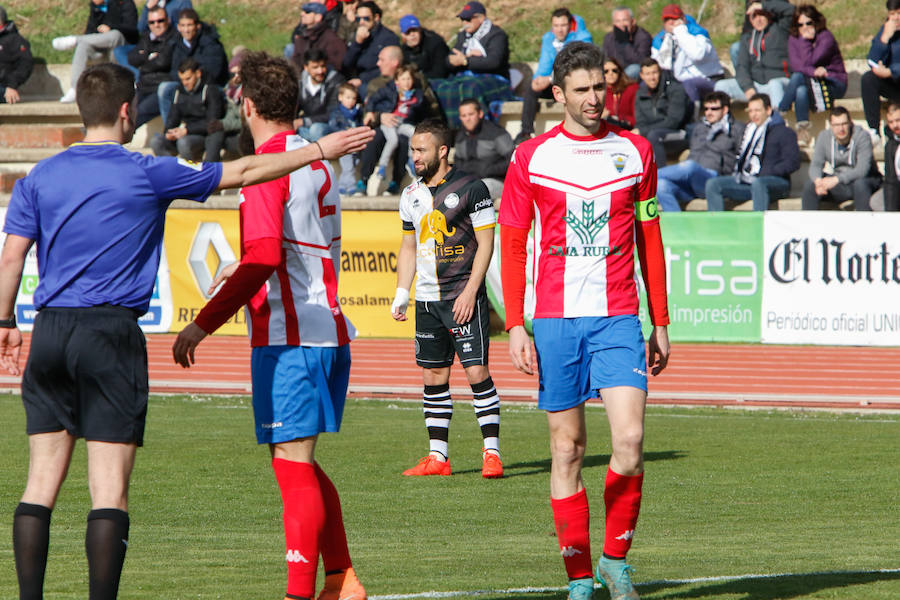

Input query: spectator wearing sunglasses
[128,5,176,126]
[447,1,510,79]
[342,0,399,97]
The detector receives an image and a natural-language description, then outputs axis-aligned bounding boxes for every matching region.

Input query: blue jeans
[112,44,139,80]
[714,77,790,112]
[778,72,847,122]
[298,122,334,142]
[657,160,717,211]
[157,81,179,128]
[705,174,790,211]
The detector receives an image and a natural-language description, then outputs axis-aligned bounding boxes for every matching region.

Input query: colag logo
[419,210,456,245]
[551,201,622,257]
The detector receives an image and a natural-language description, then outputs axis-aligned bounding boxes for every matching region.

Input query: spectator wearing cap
[602,6,651,80]
[342,0,399,97]
[0,5,33,105]
[291,1,346,72]
[714,0,793,110]
[651,3,723,102]
[517,7,593,143]
[400,14,450,81]
[447,1,510,79]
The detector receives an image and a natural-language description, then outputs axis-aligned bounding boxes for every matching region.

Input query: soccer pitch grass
[0,396,898,599]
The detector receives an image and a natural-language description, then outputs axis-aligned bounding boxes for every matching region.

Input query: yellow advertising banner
[339,210,414,338]
[164,209,247,336]
[162,209,413,338]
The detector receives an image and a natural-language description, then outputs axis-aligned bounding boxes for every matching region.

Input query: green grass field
[0,395,898,599]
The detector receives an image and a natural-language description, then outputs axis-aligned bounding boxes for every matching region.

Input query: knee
[610,426,644,466]
[550,436,586,468]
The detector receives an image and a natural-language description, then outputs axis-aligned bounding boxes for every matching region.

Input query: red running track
[3,335,898,410]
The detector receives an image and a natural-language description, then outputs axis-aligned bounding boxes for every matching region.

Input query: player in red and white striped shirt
[499,42,670,600]
[172,52,370,600]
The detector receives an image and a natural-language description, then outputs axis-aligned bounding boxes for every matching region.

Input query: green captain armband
[636,197,659,222]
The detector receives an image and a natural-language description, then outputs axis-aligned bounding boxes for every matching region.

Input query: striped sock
[471,377,500,454]
[423,383,452,459]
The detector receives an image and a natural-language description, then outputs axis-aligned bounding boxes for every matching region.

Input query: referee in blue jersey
[0,62,372,600]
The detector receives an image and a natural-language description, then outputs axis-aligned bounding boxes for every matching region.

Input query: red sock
[550,488,593,579]
[273,458,324,599]
[602,468,643,559]
[313,462,352,573]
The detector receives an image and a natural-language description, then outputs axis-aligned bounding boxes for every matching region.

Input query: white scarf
[463,18,493,58]
[735,117,771,183]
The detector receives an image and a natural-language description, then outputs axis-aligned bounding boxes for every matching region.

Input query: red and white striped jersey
[499,122,668,323]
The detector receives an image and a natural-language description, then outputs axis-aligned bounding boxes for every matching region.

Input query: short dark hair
[303,48,329,65]
[888,0,900,11]
[76,63,136,128]
[240,51,300,125]
[459,97,482,112]
[357,1,382,18]
[551,7,572,20]
[702,90,731,110]
[337,82,358,99]
[748,92,771,109]
[178,57,201,73]
[830,105,851,121]
[640,57,659,69]
[147,5,167,19]
[551,41,604,89]
[887,101,900,114]
[177,8,200,23]
[414,118,452,150]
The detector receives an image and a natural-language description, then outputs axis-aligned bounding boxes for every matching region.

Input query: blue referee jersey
[3,142,223,313]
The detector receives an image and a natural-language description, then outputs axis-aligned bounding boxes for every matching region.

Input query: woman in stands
[778,4,847,145]
[601,56,638,130]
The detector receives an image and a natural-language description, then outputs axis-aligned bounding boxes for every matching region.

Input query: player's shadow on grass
[453,450,687,478]
[638,569,900,599]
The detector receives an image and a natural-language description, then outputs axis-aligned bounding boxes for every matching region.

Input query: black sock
[13,502,52,600]
[85,508,130,600]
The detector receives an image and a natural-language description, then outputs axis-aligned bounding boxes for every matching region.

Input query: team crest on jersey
[444,193,460,209]
[419,210,456,245]
[611,153,628,173]
[176,157,203,171]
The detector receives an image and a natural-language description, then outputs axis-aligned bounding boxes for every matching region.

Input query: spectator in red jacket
[602,56,638,129]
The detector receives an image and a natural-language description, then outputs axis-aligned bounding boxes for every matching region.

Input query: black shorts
[22,306,149,446]
[414,291,490,369]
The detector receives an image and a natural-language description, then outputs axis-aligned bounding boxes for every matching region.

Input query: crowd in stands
[7,0,900,209]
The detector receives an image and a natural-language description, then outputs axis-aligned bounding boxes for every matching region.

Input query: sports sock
[313,462,352,573]
[273,458,324,599]
[85,508,129,600]
[471,377,500,455]
[13,502,52,600]
[423,383,452,459]
[550,488,593,580]
[602,468,644,559]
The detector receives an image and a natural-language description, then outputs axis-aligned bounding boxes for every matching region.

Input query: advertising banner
[762,212,900,346]
[639,213,764,341]
[339,211,414,338]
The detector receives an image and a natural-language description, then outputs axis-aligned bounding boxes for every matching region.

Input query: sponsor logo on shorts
[261,422,283,429]
[444,193,460,209]
[415,332,436,339]
[448,324,472,337]
[286,549,309,563]
[414,339,420,355]
[615,529,635,541]
[462,342,472,353]
[560,546,583,557]
[632,367,647,377]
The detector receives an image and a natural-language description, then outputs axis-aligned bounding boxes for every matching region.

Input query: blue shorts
[250,344,351,444]
[533,315,647,412]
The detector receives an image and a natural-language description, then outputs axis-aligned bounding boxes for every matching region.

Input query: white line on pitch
[369,567,900,600]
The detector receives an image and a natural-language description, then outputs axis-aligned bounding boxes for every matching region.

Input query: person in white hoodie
[651,4,723,102]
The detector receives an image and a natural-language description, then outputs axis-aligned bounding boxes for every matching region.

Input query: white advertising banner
[762,212,900,346]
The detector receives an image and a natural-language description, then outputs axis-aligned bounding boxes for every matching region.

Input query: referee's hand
[0,328,22,375]
[172,322,208,368]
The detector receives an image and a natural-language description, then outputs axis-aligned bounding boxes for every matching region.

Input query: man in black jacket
[294,48,345,141]
[342,0,399,97]
[0,7,33,104]
[454,98,512,199]
[150,58,225,162]
[634,58,690,167]
[447,1,510,79]
[157,8,228,131]
[128,6,176,126]
[53,0,138,103]
[874,102,900,211]
[400,14,449,81]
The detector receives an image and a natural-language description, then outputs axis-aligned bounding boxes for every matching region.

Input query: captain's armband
[635,197,659,222]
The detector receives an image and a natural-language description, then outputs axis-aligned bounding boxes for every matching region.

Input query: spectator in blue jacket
[705,93,800,211]
[516,7,592,144]
[342,0,399,98]
[861,0,900,144]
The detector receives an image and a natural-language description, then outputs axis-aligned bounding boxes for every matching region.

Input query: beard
[237,113,255,156]
[415,154,441,181]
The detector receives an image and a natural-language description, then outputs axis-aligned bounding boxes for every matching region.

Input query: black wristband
[0,316,16,329]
